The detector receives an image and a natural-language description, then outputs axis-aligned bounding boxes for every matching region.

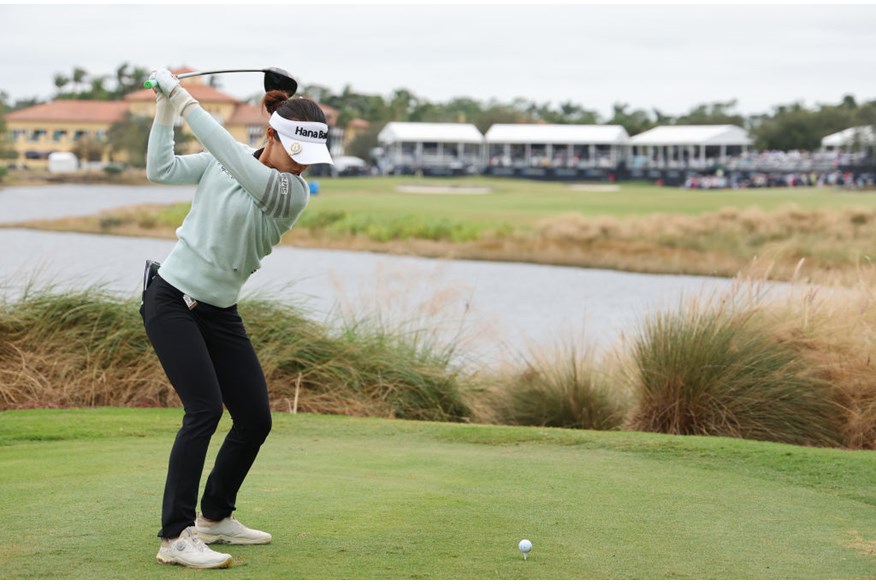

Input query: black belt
[141,259,160,303]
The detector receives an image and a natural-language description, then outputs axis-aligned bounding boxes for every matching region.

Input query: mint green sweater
[146,103,310,308]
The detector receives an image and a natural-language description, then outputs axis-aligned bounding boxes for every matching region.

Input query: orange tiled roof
[125,84,241,103]
[228,102,340,127]
[228,103,268,126]
[172,66,198,76]
[5,100,130,123]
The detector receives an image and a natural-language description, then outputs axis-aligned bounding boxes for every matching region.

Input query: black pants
[141,275,272,539]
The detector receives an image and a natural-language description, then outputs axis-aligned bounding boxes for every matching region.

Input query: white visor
[269,112,334,166]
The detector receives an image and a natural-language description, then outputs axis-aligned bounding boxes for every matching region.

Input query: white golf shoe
[155,526,233,569]
[195,514,272,545]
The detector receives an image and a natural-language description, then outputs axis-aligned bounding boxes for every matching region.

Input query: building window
[31,129,46,142]
[74,130,88,140]
[53,129,68,142]
[247,125,264,146]
[94,130,107,140]
[12,129,26,142]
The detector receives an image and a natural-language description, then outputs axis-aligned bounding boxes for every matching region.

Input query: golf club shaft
[144,69,267,89]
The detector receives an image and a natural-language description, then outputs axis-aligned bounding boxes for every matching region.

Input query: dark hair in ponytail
[262,90,326,124]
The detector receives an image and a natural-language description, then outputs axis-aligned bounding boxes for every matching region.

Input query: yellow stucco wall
[5,101,257,166]
[7,119,117,166]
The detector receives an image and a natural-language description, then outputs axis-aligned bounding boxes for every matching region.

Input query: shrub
[480,342,627,430]
[103,163,124,176]
[626,290,844,447]
[243,299,473,421]
[0,287,474,422]
[297,210,506,243]
[764,282,876,450]
[0,287,164,408]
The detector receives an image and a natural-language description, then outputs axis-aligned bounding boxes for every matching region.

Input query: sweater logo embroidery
[217,162,234,179]
[279,174,289,196]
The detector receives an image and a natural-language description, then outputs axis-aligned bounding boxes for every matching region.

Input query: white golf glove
[150,68,180,96]
[150,68,199,118]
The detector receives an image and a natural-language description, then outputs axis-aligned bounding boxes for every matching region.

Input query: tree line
[1,63,875,166]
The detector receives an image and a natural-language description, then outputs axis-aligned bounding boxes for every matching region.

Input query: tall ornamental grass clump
[626,288,844,447]
[0,287,474,422]
[241,299,473,421]
[477,342,627,430]
[0,287,166,408]
[763,281,876,450]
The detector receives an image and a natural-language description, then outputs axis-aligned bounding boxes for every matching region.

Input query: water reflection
[1,227,735,365]
[1,184,745,365]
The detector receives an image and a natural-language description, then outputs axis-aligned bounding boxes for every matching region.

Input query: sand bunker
[395,185,494,195]
[568,184,621,192]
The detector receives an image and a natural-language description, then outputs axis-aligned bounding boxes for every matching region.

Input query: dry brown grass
[525,206,876,286]
[0,287,474,421]
[0,288,172,409]
[621,267,876,449]
[5,276,876,449]
[471,339,630,430]
[763,280,876,449]
[11,203,876,287]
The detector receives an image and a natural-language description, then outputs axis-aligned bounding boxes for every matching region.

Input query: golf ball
[518,539,532,553]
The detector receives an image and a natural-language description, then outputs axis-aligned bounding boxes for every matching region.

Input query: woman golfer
[141,68,332,569]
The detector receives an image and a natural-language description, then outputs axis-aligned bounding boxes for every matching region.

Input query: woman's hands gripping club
[148,68,199,118]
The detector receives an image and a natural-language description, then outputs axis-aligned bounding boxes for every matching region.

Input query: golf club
[144,67,298,95]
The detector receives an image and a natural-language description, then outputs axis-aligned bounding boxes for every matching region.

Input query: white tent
[821,126,875,149]
[378,122,483,144]
[629,125,752,168]
[484,124,629,145]
[377,122,484,172]
[630,125,752,146]
[484,124,629,168]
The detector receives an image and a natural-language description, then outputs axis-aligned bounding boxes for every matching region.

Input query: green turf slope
[1,408,874,579]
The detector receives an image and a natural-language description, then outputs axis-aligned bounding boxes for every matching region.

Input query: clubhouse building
[5,67,341,167]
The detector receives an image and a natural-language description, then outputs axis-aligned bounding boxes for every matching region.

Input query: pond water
[1,184,752,365]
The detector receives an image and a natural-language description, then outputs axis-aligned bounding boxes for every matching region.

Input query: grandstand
[368,120,874,186]
[629,125,752,169]
[483,124,629,180]
[376,122,484,176]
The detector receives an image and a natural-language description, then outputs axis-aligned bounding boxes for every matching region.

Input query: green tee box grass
[2,408,876,579]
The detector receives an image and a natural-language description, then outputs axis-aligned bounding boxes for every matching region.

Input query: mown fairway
[136,177,876,232]
[2,408,875,579]
[301,176,876,224]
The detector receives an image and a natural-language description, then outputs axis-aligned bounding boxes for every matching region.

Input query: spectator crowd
[684,170,875,190]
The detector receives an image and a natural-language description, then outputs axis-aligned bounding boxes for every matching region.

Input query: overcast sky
[1,3,875,119]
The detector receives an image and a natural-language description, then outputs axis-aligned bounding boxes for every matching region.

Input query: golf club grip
[145,71,198,89]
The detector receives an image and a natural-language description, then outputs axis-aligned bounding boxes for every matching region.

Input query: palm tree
[71,66,88,94]
[53,73,70,97]
[88,76,110,100]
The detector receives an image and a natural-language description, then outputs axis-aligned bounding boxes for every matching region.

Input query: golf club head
[264,67,298,96]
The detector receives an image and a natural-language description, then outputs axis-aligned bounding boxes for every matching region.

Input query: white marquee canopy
[485,124,629,145]
[821,126,875,148]
[378,122,484,144]
[630,125,752,146]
